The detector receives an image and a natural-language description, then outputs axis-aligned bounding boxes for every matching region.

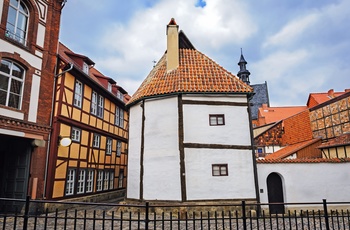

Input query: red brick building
[0,0,64,206]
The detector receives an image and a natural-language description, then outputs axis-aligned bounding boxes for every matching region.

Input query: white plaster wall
[183,96,251,146]
[258,163,350,205]
[264,146,283,154]
[0,40,42,69]
[28,74,40,122]
[183,94,248,103]
[126,103,143,199]
[142,97,182,200]
[186,148,256,200]
[36,23,45,48]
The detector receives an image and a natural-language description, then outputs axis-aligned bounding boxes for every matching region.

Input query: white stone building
[126,19,258,202]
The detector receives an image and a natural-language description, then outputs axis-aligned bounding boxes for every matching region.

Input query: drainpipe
[43,62,73,198]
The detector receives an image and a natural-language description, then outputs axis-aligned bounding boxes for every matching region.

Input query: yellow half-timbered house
[46,43,129,200]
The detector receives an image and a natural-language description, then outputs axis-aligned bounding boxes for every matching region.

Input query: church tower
[237,50,251,85]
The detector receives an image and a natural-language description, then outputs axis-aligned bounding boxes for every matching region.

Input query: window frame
[116,140,122,157]
[103,171,110,191]
[109,171,114,190]
[0,59,25,109]
[115,107,124,128]
[73,80,83,108]
[71,127,81,142]
[212,164,228,176]
[209,114,225,126]
[93,133,100,148]
[86,170,94,193]
[118,169,124,188]
[96,171,103,192]
[97,95,104,118]
[6,0,29,45]
[91,91,97,115]
[106,138,112,155]
[77,169,86,194]
[65,168,76,196]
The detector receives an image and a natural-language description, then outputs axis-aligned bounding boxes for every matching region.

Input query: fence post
[323,199,330,230]
[242,200,247,230]
[145,202,149,230]
[23,195,30,230]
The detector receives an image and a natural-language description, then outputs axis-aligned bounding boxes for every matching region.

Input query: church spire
[237,48,251,85]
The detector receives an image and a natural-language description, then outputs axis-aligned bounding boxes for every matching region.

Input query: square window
[212,164,228,176]
[209,114,225,126]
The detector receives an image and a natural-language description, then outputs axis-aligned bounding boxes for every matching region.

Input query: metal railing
[1,197,350,229]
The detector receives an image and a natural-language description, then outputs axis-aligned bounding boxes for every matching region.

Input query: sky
[59,0,350,106]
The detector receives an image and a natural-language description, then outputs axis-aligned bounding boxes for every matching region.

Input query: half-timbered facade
[45,43,129,200]
[0,0,63,203]
[127,19,258,202]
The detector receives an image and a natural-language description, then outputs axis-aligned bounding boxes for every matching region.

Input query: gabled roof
[127,32,253,106]
[257,104,307,126]
[307,89,348,108]
[264,138,321,160]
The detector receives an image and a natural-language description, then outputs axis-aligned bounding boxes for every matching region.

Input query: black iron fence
[1,197,350,229]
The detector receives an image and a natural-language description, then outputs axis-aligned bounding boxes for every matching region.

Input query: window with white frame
[97,95,104,118]
[209,114,225,126]
[116,141,122,157]
[108,82,112,92]
[71,127,81,142]
[109,171,114,189]
[212,164,228,176]
[86,170,94,193]
[103,171,110,190]
[115,107,124,128]
[82,62,89,75]
[118,169,124,188]
[77,170,86,194]
[93,133,100,148]
[91,91,97,115]
[96,171,103,191]
[74,80,83,108]
[117,91,124,101]
[106,138,112,155]
[0,59,25,109]
[65,169,76,195]
[6,0,29,45]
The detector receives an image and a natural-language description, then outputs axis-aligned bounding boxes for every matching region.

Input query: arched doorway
[267,172,284,214]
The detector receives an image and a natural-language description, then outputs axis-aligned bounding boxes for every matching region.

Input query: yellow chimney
[166,18,179,72]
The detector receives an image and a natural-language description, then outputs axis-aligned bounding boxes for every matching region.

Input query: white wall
[142,97,182,200]
[186,148,256,200]
[258,162,350,205]
[183,94,251,145]
[126,102,143,199]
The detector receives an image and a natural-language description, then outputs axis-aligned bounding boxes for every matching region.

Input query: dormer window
[108,82,112,92]
[82,62,89,75]
[117,91,124,101]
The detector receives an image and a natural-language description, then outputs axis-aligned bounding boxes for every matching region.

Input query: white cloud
[263,13,319,48]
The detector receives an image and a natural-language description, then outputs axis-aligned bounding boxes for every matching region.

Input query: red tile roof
[127,32,253,106]
[264,138,321,160]
[307,89,348,108]
[257,104,307,126]
[257,157,350,164]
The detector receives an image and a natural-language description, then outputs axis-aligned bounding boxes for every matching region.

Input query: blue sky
[59,0,350,106]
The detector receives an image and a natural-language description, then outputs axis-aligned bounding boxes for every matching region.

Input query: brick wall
[282,110,313,145]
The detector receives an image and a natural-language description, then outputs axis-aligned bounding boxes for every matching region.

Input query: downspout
[247,96,261,205]
[43,62,73,198]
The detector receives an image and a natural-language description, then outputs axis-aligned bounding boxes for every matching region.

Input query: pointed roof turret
[237,49,250,85]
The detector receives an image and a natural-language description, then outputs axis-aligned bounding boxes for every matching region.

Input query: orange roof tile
[127,32,253,106]
[257,104,307,126]
[257,158,350,164]
[307,89,347,108]
[265,138,321,160]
